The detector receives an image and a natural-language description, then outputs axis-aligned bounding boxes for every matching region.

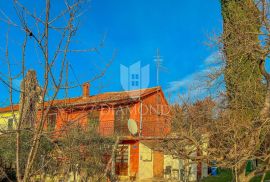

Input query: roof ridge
[99,86,161,94]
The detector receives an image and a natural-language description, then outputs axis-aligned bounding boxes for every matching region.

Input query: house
[163,133,209,181]
[164,153,208,181]
[0,83,171,181]
[0,105,19,131]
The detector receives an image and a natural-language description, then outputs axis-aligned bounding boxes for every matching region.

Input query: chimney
[82,82,90,98]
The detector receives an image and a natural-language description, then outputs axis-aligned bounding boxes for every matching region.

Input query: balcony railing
[97,120,170,137]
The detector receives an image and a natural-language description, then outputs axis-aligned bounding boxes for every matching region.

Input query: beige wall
[0,111,18,131]
[164,154,198,181]
[138,142,153,179]
[164,155,180,170]
[164,155,181,180]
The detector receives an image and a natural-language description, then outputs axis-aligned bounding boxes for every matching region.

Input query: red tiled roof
[65,86,161,106]
[0,104,19,113]
[0,87,162,113]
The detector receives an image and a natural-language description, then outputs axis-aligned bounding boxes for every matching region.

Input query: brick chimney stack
[82,82,90,98]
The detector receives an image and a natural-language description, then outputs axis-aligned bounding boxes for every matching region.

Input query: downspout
[139,65,143,137]
[139,99,142,136]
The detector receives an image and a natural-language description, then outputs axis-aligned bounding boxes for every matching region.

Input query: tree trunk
[106,136,119,182]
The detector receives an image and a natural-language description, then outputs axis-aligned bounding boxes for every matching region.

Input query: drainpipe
[139,100,142,136]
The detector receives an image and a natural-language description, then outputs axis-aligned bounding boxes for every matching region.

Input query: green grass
[250,172,270,182]
[202,169,233,182]
[202,169,270,182]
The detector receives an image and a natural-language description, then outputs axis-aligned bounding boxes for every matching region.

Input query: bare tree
[163,1,270,177]
[0,0,116,181]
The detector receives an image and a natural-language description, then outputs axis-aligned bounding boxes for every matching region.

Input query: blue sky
[0,0,222,105]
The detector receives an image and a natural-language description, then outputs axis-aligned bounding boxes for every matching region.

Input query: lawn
[202,169,270,182]
[250,172,270,182]
[202,169,232,182]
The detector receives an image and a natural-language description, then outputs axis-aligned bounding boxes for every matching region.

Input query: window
[88,110,100,129]
[47,113,56,132]
[114,107,130,135]
[8,118,14,130]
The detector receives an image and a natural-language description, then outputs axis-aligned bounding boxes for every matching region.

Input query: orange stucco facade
[48,87,171,139]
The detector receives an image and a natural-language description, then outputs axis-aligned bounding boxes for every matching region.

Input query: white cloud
[165,51,224,102]
[204,51,223,65]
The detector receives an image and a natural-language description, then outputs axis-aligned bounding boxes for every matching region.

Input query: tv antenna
[154,48,167,86]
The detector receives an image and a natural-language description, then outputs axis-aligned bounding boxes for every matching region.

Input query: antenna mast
[154,48,163,86]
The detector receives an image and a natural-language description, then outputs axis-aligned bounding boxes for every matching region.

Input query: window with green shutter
[8,118,14,130]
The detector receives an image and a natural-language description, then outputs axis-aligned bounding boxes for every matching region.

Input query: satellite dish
[128,119,138,136]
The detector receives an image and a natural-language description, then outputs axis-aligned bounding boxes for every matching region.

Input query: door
[115,144,129,176]
[153,151,164,178]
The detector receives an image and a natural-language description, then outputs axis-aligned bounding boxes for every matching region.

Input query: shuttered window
[47,113,56,132]
[114,106,130,135]
[8,118,14,130]
[88,110,100,129]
